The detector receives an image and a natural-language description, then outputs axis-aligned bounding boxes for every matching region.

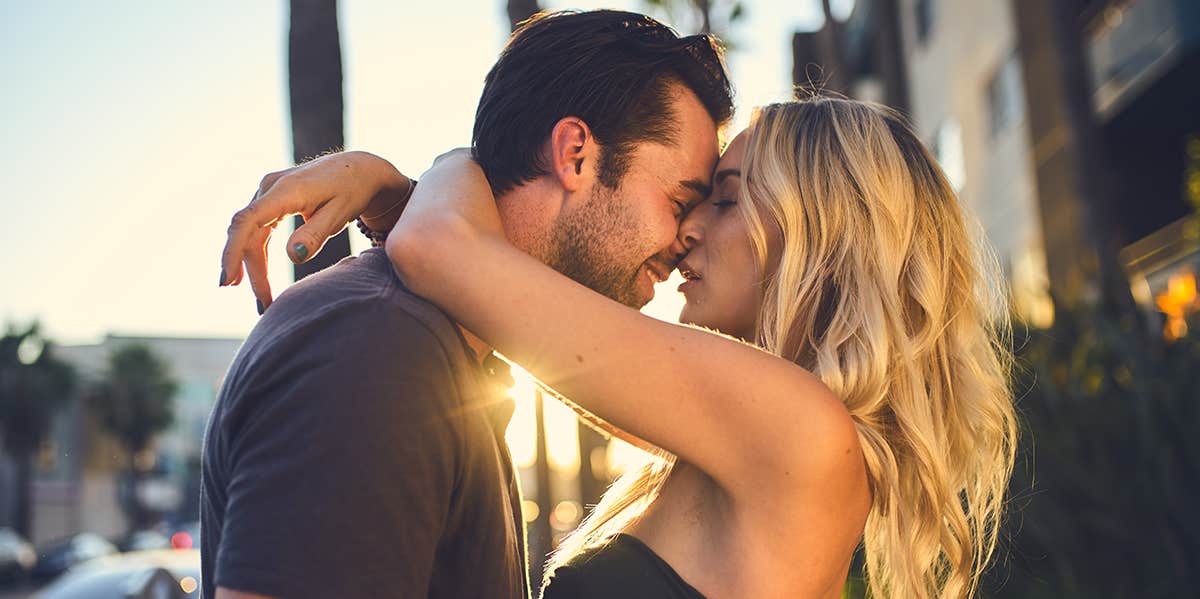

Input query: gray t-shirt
[200,248,528,599]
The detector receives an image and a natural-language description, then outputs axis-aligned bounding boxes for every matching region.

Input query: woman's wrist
[358,179,415,246]
[357,153,414,233]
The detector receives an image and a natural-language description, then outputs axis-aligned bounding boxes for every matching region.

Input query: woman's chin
[678,304,712,330]
[679,304,747,339]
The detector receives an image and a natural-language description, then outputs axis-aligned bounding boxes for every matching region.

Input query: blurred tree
[0,323,76,538]
[790,0,846,96]
[983,308,1200,598]
[790,0,910,114]
[1184,134,1200,241]
[508,0,540,31]
[89,344,178,531]
[836,310,1200,599]
[644,0,745,41]
[1012,0,1144,322]
[289,0,351,281]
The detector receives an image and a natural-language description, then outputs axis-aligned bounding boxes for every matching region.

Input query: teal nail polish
[256,299,265,315]
[293,243,309,262]
[219,268,227,287]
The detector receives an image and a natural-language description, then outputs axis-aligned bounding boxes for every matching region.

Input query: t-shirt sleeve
[213,308,463,598]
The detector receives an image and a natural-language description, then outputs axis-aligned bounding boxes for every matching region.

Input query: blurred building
[794,0,1200,329]
[0,335,241,544]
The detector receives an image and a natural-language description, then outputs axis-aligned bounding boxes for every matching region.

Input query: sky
[0,0,841,344]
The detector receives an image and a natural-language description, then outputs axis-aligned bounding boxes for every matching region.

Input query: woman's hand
[219,150,414,309]
[386,149,503,296]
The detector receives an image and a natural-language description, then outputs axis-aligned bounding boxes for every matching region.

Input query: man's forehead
[672,123,720,175]
[670,84,721,160]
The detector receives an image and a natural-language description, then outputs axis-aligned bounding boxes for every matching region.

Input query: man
[207,10,731,599]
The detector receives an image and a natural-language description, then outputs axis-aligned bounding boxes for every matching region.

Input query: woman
[225,98,1017,598]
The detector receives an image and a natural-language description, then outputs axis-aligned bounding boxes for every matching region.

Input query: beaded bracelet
[355,178,416,247]
[355,217,388,247]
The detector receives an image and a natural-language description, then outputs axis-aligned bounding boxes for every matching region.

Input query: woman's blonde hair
[546,97,1018,599]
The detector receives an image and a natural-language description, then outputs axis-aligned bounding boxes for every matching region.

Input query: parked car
[0,527,37,584]
[118,530,171,553]
[31,533,117,582]
[31,549,200,599]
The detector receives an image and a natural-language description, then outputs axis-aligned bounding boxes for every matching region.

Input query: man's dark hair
[472,10,735,194]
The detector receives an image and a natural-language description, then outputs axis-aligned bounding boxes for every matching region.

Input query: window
[933,117,966,193]
[987,50,1025,137]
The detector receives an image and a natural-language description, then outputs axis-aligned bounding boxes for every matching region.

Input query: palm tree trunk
[289,0,351,281]
[530,389,553,584]
[507,0,540,31]
[127,450,142,531]
[13,451,32,539]
[697,0,713,34]
[1012,0,1134,314]
[872,0,910,114]
[793,0,848,96]
[1012,0,1160,389]
[576,424,607,516]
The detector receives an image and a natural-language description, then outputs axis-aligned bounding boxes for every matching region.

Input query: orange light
[550,500,582,531]
[180,576,199,593]
[521,500,540,523]
[1155,270,1199,341]
[171,532,193,550]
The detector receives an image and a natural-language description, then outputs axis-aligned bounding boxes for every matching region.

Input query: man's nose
[672,214,702,259]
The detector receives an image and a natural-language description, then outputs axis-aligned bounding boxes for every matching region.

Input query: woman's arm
[387,153,862,498]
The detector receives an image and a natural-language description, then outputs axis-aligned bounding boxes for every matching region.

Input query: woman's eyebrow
[715,169,741,184]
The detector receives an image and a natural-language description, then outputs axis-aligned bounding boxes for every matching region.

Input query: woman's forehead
[717,128,752,168]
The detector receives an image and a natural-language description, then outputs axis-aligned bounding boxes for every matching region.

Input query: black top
[200,248,529,599]
[541,534,707,599]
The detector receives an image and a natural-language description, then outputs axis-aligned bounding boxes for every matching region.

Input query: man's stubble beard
[546,184,646,309]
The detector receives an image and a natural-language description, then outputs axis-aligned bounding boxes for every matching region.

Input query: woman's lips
[677,263,702,294]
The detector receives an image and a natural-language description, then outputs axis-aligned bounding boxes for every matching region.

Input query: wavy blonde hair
[546,98,1018,599]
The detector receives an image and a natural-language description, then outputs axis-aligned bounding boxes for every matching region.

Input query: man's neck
[458,325,492,364]
[456,180,554,365]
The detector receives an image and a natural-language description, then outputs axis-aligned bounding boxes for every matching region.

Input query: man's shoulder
[211,250,479,444]
[215,248,480,417]
[249,248,465,356]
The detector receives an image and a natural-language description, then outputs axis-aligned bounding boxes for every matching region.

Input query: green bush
[983,307,1200,598]
[840,308,1200,598]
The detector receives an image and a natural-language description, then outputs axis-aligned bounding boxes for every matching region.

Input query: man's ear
[548,116,598,193]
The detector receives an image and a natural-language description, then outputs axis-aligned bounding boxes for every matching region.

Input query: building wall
[897,0,1051,322]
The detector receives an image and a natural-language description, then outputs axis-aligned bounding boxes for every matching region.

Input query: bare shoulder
[793,393,865,488]
[733,367,866,495]
[732,385,871,595]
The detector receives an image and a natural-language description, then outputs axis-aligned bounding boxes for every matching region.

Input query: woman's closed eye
[713,199,736,210]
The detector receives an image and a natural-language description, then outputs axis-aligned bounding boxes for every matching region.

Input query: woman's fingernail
[293,243,309,262]
[256,299,265,315]
[219,268,227,287]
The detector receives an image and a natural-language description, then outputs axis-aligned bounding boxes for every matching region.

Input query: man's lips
[644,261,671,284]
